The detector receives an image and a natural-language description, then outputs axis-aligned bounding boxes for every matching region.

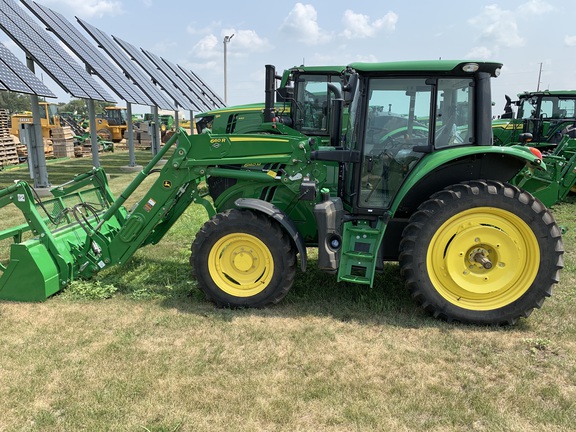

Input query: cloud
[280,3,331,45]
[220,28,271,54]
[518,0,555,15]
[191,34,220,59]
[565,36,576,47]
[465,46,493,59]
[342,9,398,39]
[468,1,555,53]
[468,5,525,49]
[186,21,222,36]
[189,29,270,61]
[40,0,124,18]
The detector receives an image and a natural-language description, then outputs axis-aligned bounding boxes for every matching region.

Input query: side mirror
[342,72,358,105]
[276,85,293,102]
[330,99,344,147]
[519,132,533,144]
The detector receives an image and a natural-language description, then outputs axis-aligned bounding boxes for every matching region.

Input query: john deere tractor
[492,91,576,206]
[195,65,345,138]
[0,60,563,325]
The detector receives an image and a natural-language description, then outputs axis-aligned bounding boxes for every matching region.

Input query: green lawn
[0,151,575,431]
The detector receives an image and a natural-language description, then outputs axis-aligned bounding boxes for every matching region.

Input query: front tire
[399,180,563,325]
[191,209,296,307]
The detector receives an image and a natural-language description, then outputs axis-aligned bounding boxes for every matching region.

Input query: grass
[0,150,575,431]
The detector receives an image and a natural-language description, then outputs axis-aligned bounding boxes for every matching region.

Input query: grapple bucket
[0,169,122,301]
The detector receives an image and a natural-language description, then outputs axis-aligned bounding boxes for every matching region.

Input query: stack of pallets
[51,126,75,158]
[0,109,19,167]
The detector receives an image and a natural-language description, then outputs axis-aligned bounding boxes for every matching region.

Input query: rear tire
[399,180,563,325]
[191,209,296,307]
[96,128,112,141]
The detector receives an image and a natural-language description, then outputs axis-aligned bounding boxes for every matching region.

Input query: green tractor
[0,60,563,325]
[493,91,576,147]
[492,91,576,206]
[195,65,345,139]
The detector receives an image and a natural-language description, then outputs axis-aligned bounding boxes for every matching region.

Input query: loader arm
[0,127,311,301]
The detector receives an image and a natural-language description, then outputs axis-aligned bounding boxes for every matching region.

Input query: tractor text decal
[144,198,156,212]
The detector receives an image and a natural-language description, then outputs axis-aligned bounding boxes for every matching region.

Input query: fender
[234,198,307,272]
[390,145,545,215]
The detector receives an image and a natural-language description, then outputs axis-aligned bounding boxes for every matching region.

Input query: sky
[1,0,575,117]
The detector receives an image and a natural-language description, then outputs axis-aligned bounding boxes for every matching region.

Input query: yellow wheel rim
[208,233,274,297]
[427,207,540,310]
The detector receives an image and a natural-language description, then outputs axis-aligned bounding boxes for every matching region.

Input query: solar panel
[0,42,56,96]
[113,35,194,111]
[178,65,226,109]
[21,0,152,106]
[78,18,176,110]
[143,50,216,112]
[0,0,113,101]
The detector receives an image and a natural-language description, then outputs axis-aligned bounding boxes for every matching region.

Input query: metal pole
[25,57,50,189]
[223,34,234,104]
[151,106,161,156]
[536,62,543,92]
[126,102,136,167]
[87,98,100,168]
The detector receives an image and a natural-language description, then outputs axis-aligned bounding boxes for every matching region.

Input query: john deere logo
[163,180,172,189]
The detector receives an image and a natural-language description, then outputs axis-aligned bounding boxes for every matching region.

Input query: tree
[0,91,32,113]
[59,99,88,116]
[58,99,116,116]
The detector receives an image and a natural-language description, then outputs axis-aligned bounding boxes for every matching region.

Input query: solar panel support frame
[24,56,50,189]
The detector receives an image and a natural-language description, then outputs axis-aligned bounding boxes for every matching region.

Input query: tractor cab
[99,106,128,125]
[493,91,576,147]
[194,65,345,138]
[517,92,576,145]
[317,61,503,215]
[279,66,345,137]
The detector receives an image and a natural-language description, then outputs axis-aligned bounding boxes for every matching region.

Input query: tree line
[0,91,114,115]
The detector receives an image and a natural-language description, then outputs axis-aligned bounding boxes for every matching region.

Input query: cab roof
[348,60,503,77]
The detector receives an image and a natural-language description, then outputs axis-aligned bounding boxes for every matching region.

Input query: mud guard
[234,198,307,272]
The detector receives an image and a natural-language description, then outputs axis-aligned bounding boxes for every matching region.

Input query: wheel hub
[469,247,493,269]
[233,249,256,272]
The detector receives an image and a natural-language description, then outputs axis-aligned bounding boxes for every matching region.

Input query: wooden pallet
[0,110,18,166]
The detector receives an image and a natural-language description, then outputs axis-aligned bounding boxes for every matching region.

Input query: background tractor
[0,60,564,326]
[492,91,576,206]
[9,101,61,139]
[195,65,345,140]
[94,106,128,142]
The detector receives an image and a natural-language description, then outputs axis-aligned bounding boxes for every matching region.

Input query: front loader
[0,60,564,325]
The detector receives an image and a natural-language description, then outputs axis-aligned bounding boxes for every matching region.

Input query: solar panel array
[113,35,194,111]
[78,18,176,110]
[141,49,204,111]
[0,41,55,96]
[21,0,153,106]
[143,50,214,112]
[178,65,226,109]
[0,0,112,101]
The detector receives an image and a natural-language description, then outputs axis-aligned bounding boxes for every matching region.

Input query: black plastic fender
[234,198,307,272]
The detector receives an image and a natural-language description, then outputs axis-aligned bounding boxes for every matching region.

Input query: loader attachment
[0,129,209,302]
[0,168,124,301]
